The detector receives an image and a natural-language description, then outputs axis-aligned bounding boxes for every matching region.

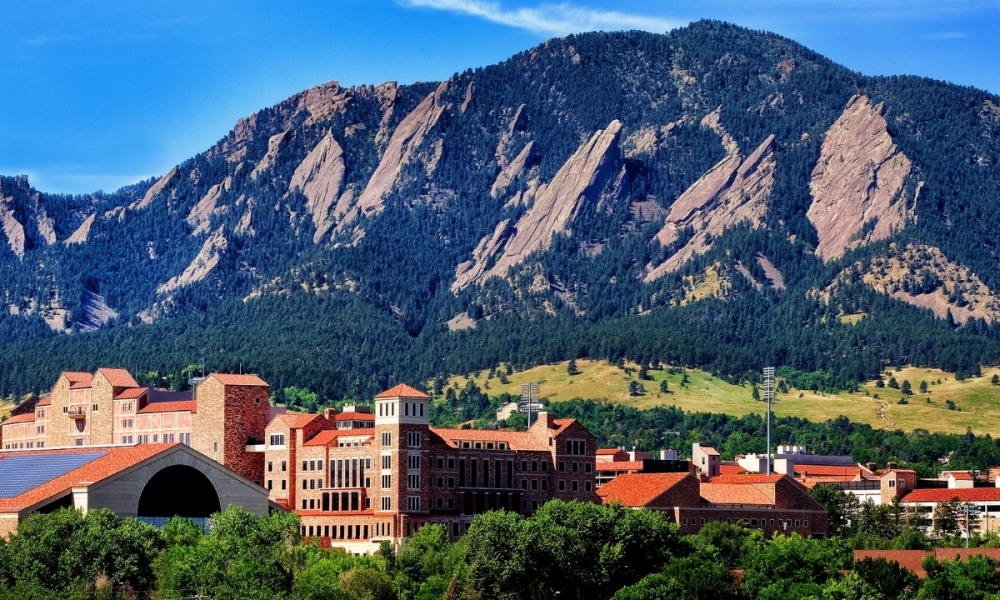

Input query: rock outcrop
[646,133,777,281]
[0,197,26,258]
[353,82,449,218]
[288,131,346,243]
[828,244,1000,324]
[491,141,538,198]
[807,95,916,262]
[157,228,227,294]
[76,288,118,332]
[453,120,622,291]
[186,178,230,236]
[251,132,289,180]
[131,168,177,210]
[65,214,96,245]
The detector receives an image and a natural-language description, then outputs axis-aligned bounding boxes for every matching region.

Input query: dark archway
[138,464,221,518]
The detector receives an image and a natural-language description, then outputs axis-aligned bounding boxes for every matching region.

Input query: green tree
[901,380,913,395]
[919,380,929,393]
[810,485,859,536]
[992,374,999,385]
[919,554,1000,600]
[752,383,761,401]
[933,499,962,536]
[888,377,899,389]
[740,533,850,600]
[659,379,669,393]
[629,381,645,396]
[852,556,921,599]
[567,359,580,376]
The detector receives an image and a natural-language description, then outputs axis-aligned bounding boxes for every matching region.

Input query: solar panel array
[0,452,108,499]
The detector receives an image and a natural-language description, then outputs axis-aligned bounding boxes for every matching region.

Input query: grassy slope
[0,399,12,421]
[447,360,1000,435]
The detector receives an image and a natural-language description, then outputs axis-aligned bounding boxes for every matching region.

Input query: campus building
[262,384,600,553]
[0,369,273,485]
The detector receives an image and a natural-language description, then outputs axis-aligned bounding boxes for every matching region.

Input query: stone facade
[265,384,600,552]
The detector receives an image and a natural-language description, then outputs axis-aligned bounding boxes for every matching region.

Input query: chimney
[887,461,897,471]
[323,407,338,420]
[866,462,876,472]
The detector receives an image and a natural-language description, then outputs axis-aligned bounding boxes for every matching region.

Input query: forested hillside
[2,21,1000,399]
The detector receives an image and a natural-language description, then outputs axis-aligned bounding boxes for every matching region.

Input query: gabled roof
[36,396,51,407]
[948,472,974,481]
[375,384,429,399]
[901,488,1000,503]
[428,427,549,452]
[114,387,149,400]
[596,449,624,456]
[62,372,92,385]
[274,413,323,429]
[597,472,693,507]
[700,483,774,505]
[719,464,749,476]
[1,413,36,426]
[97,368,139,388]
[303,430,374,447]
[138,400,196,414]
[793,465,867,478]
[208,373,269,387]
[696,445,720,456]
[0,444,175,512]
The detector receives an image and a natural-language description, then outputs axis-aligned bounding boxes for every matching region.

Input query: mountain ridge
[2,20,1000,400]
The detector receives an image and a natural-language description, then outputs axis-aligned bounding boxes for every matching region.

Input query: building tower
[191,374,270,484]
[373,384,431,540]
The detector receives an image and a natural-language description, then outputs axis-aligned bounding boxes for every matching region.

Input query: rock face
[157,228,227,294]
[288,131,347,243]
[76,288,118,332]
[454,120,622,291]
[807,95,916,262]
[131,168,177,210]
[491,141,538,198]
[353,82,450,219]
[186,178,230,236]
[251,132,289,180]
[646,133,777,281]
[65,214,96,245]
[0,197,26,258]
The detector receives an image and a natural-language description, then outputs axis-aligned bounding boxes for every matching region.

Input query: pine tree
[567,359,580,376]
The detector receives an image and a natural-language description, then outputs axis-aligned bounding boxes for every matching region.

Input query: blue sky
[2,0,997,194]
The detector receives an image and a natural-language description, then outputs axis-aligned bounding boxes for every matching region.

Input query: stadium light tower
[763,367,775,475]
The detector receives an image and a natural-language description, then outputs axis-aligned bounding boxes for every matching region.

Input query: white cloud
[399,0,680,36]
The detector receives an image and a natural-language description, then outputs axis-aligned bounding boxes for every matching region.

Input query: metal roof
[0,452,107,499]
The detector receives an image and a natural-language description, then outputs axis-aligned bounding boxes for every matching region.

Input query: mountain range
[2,20,1000,400]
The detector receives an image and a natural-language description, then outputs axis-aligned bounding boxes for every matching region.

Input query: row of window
[3,441,45,449]
[302,522,385,540]
[681,516,809,529]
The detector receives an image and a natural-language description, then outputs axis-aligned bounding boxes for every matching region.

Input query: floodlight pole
[764,367,775,476]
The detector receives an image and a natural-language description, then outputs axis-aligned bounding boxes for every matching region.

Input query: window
[541,462,547,472]
[303,480,308,490]
[268,461,273,472]
[382,432,392,447]
[408,474,420,490]
[585,481,592,492]
[804,520,809,527]
[407,496,420,511]
[751,519,758,526]
[267,480,272,490]
[585,463,592,473]
[889,480,895,488]
[407,432,421,447]
[93,404,99,412]
[572,481,578,491]
[153,435,158,442]
[213,441,218,453]
[408,455,421,469]
[559,461,565,472]
[382,496,392,510]
[309,499,315,509]
[448,477,455,488]
[559,480,565,491]
[795,520,801,527]
[382,474,392,489]
[572,462,578,473]
[541,480,547,491]
[531,461,538,471]
[310,460,316,471]
[282,461,287,471]
[281,480,287,490]
[269,433,286,447]
[382,454,392,469]
[318,460,323,471]
[565,439,587,455]
[448,458,455,469]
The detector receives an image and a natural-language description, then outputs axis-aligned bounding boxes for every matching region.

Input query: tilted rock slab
[288,131,347,243]
[353,81,450,219]
[646,134,777,281]
[65,214,96,245]
[454,120,622,291]
[130,167,177,210]
[807,94,915,262]
[157,227,227,294]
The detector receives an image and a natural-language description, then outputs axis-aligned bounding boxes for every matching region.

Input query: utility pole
[763,367,775,476]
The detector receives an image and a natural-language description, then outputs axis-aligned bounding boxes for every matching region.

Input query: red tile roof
[710,474,784,484]
[303,430,374,447]
[63,372,92,385]
[854,551,933,578]
[275,413,323,429]
[902,488,1000,503]
[115,388,149,400]
[334,412,375,422]
[98,368,139,388]
[208,373,269,387]
[429,427,549,452]
[793,465,867,478]
[720,464,749,476]
[36,396,51,407]
[595,461,645,472]
[0,444,176,512]
[138,400,196,414]
[697,445,720,456]
[70,382,91,390]
[949,472,974,480]
[700,483,774,505]
[1,413,36,425]
[375,383,429,399]
[597,472,693,506]
[597,449,622,455]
